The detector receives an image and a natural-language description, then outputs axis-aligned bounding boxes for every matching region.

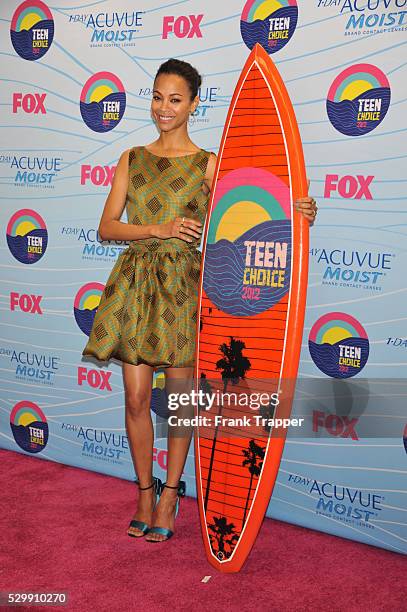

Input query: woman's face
[151,73,198,132]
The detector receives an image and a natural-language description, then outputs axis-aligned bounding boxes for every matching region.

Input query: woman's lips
[157,114,175,123]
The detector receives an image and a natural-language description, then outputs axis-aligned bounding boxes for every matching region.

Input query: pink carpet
[1,448,405,611]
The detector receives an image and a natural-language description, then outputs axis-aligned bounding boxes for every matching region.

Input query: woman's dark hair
[155,58,202,100]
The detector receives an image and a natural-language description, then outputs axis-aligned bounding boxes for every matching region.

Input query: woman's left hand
[295,195,318,225]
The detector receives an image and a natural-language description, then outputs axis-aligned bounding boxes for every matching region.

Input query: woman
[82,58,318,543]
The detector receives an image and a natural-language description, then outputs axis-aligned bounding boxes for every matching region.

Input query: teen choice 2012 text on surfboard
[194,43,309,573]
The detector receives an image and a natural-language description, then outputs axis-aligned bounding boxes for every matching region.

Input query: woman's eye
[171,99,181,104]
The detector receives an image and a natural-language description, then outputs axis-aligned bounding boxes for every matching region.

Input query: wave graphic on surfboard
[204,220,292,316]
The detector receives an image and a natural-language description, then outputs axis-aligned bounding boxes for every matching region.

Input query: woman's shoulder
[120,145,144,166]
[200,147,216,157]
[204,150,217,173]
[127,145,143,155]
[201,149,217,168]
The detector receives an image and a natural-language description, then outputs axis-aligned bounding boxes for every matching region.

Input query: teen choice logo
[309,312,369,379]
[10,400,48,453]
[10,0,54,61]
[204,167,292,316]
[6,208,48,264]
[80,72,126,132]
[74,282,105,336]
[240,0,298,54]
[326,64,391,137]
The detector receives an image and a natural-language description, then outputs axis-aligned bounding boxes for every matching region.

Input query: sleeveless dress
[82,145,211,368]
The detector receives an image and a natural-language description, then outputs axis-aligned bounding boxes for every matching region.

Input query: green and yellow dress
[82,145,211,368]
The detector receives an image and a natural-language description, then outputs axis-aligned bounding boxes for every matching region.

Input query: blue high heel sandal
[146,480,186,542]
[127,476,162,538]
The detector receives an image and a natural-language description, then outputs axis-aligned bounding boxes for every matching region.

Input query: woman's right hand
[154,216,203,242]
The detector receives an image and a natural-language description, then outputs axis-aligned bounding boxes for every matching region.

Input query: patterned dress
[82,145,211,368]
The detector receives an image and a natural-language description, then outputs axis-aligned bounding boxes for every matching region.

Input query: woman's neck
[153,127,196,154]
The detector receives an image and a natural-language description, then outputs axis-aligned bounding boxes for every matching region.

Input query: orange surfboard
[194,44,309,573]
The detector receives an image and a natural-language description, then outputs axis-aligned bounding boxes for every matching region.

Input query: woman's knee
[125,389,151,419]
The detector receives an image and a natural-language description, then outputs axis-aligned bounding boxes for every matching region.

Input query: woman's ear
[191,94,200,114]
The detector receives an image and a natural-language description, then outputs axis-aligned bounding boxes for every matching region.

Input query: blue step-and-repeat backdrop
[1,0,406,555]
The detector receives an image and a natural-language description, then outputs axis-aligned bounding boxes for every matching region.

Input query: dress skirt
[82,240,201,368]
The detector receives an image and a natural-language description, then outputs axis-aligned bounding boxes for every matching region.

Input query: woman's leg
[123,362,155,536]
[145,365,193,541]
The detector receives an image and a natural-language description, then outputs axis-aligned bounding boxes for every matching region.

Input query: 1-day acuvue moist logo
[309,312,369,378]
[74,282,105,335]
[10,0,54,61]
[327,64,391,136]
[80,72,126,132]
[6,208,48,264]
[240,0,298,54]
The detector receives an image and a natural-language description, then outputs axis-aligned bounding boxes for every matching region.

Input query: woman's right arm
[98,149,202,243]
[98,149,157,242]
